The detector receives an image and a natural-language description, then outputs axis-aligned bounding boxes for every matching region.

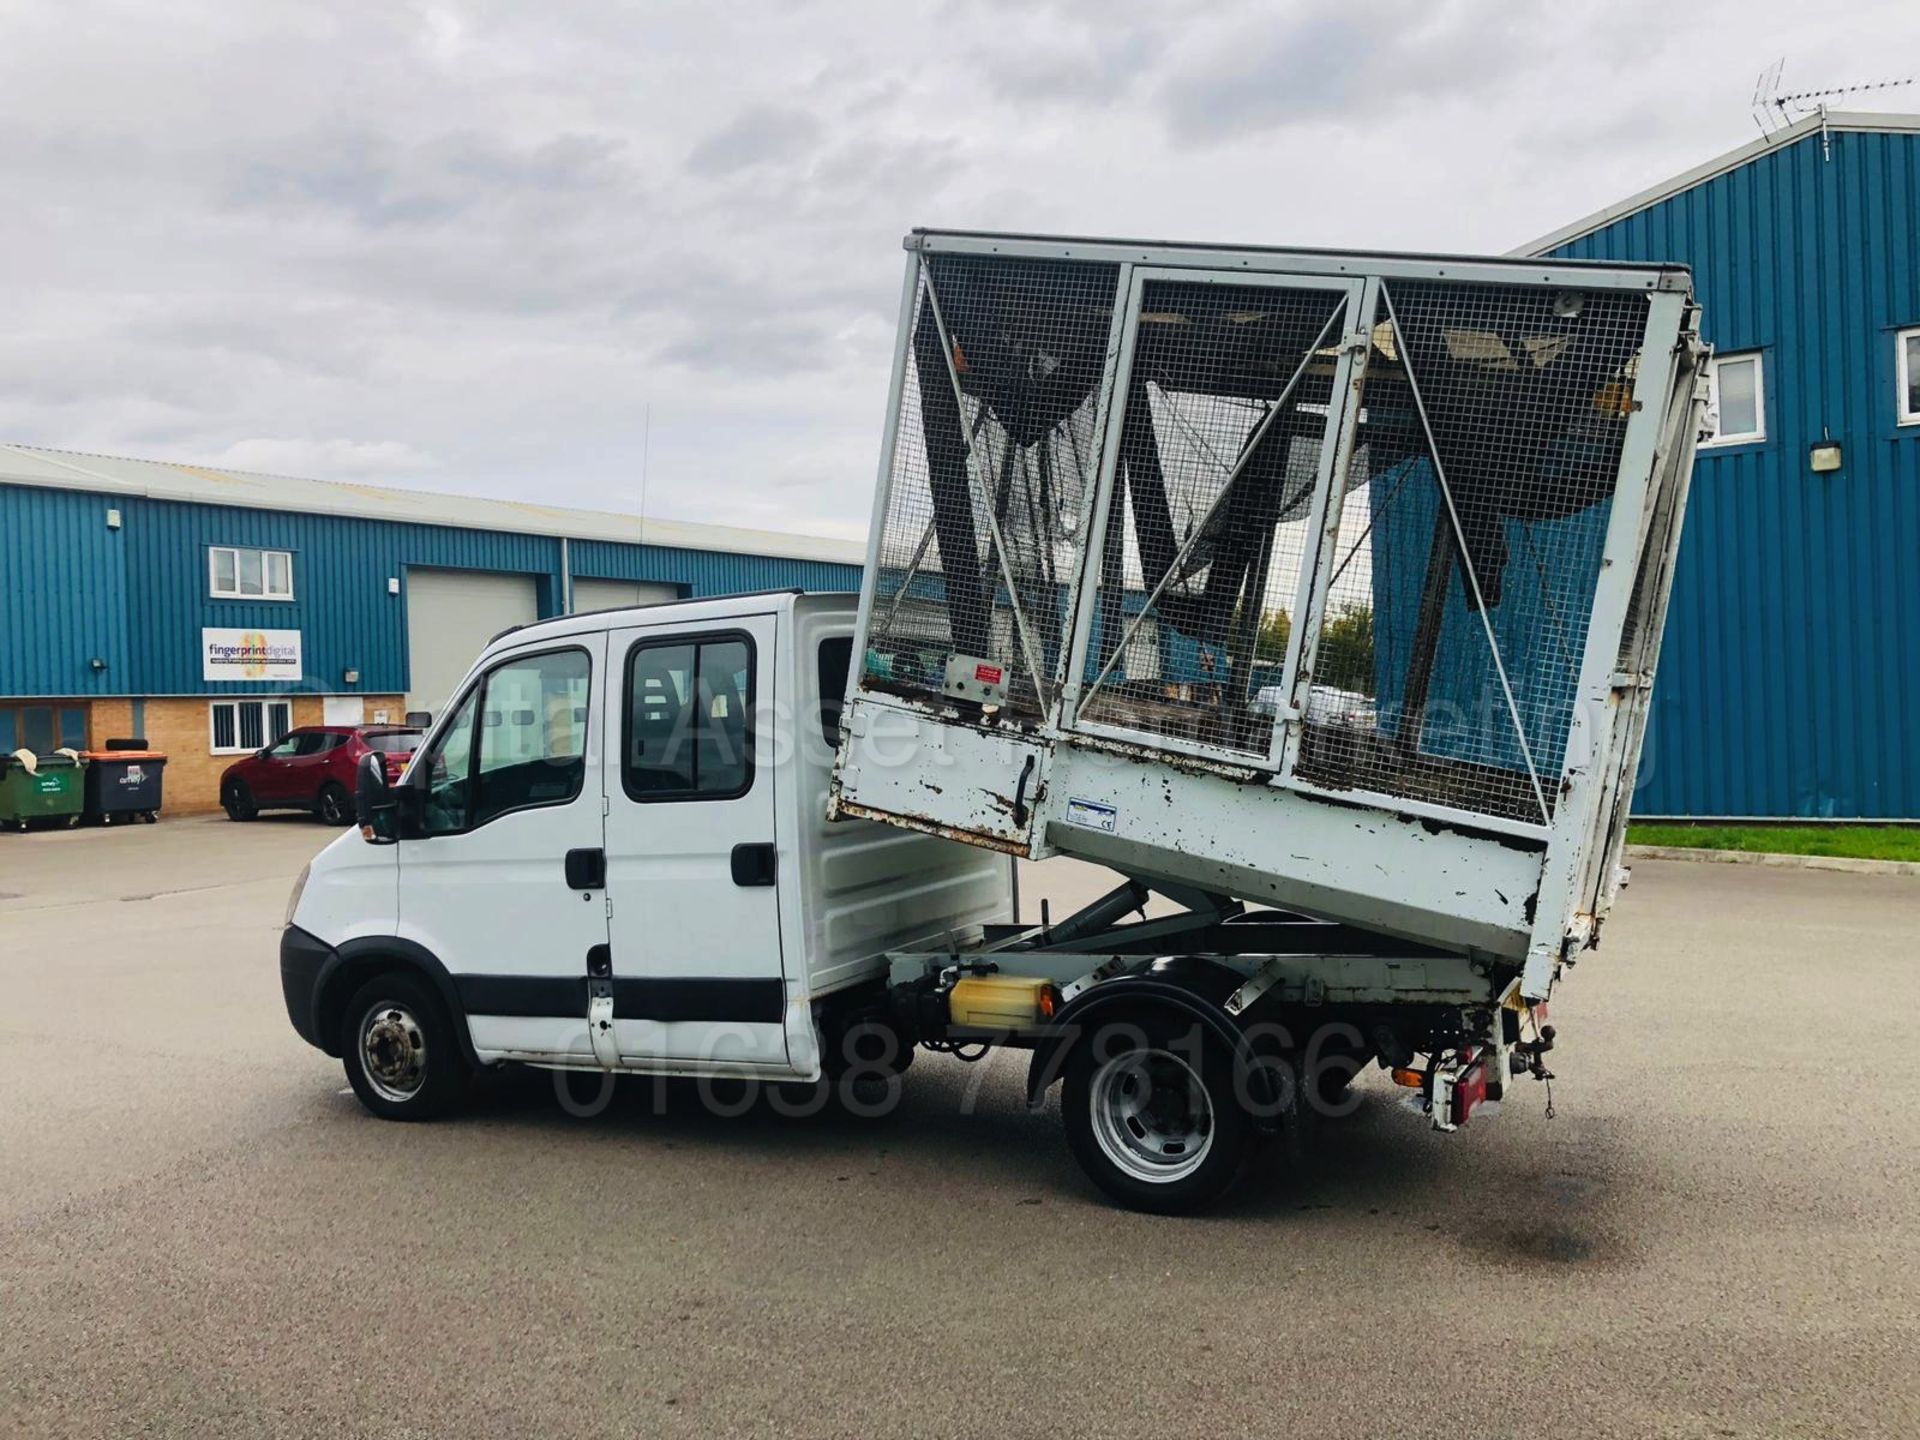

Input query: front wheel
[317,781,352,826]
[222,780,257,822]
[1061,1012,1251,1214]
[341,972,471,1120]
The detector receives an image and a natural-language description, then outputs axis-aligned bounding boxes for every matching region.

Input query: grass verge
[1625,823,1920,863]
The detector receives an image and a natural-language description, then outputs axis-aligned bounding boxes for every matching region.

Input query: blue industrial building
[1522,110,1920,819]
[0,444,862,809]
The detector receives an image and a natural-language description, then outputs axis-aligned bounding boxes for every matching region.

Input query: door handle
[730,842,777,887]
[565,848,606,890]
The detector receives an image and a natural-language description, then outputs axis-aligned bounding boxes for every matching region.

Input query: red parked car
[220,725,422,825]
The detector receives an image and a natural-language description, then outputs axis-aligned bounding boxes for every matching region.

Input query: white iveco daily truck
[283,230,1705,1212]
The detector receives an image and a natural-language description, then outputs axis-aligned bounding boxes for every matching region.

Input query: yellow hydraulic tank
[946,975,1057,1031]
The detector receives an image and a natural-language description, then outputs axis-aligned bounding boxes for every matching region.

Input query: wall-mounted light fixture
[343,668,361,685]
[387,577,400,595]
[1809,440,1843,474]
[105,508,122,530]
[90,656,107,672]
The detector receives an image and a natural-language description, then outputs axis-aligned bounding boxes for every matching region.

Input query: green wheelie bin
[0,752,86,831]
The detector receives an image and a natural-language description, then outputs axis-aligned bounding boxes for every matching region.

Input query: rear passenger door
[601,614,789,1069]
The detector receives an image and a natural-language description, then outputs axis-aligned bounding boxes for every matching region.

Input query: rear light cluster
[1390,1049,1489,1128]
[1450,1054,1488,1127]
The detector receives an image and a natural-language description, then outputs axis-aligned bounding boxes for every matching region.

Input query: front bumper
[280,924,340,1054]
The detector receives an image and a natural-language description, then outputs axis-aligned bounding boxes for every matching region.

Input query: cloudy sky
[2,0,1912,539]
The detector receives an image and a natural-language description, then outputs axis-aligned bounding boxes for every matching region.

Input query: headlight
[284,862,311,928]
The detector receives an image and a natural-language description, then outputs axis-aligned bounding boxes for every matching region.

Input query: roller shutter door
[568,578,680,614]
[405,568,540,717]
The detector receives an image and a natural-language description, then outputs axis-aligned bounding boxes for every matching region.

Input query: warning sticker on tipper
[973,663,1004,686]
[1064,798,1118,834]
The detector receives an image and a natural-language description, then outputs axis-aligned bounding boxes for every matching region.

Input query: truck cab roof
[481,588,860,659]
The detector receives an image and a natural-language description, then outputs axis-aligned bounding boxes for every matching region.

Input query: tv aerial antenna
[1752,60,1913,139]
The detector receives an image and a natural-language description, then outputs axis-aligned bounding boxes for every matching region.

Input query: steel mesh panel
[1296,281,1650,823]
[862,254,1121,717]
[1077,280,1348,756]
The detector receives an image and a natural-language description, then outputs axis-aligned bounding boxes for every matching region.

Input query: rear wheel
[317,781,352,826]
[341,971,470,1120]
[222,780,257,822]
[1062,1011,1250,1214]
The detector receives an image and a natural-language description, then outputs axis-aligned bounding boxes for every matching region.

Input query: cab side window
[420,648,591,834]
[624,635,753,801]
[474,650,591,825]
[420,691,478,835]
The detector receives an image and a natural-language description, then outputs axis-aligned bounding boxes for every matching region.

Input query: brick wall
[75,695,409,813]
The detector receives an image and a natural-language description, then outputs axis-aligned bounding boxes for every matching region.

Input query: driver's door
[250,731,306,802]
[394,639,607,1062]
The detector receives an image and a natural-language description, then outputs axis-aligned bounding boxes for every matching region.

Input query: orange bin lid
[80,750,168,761]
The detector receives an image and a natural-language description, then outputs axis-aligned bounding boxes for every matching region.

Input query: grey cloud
[1161,3,1534,142]
[686,105,824,177]
[657,313,842,376]
[1168,13,1375,131]
[228,130,630,229]
[976,31,1161,105]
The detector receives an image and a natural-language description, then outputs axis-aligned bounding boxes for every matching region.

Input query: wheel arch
[315,937,480,1068]
[1024,958,1279,1117]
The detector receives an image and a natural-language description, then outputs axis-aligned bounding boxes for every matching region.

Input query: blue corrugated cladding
[1551,127,1920,818]
[568,539,860,600]
[0,484,133,698]
[0,484,863,699]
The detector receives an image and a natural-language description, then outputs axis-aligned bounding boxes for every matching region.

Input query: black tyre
[1307,1047,1367,1116]
[317,781,352,826]
[222,779,257,822]
[340,971,471,1120]
[1062,1010,1251,1215]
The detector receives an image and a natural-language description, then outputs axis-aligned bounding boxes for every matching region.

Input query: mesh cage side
[1076,280,1349,757]
[1296,280,1650,823]
[861,254,1121,718]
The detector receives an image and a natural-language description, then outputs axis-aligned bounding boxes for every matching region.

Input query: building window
[209,546,294,600]
[0,704,88,754]
[1899,328,1920,426]
[1702,351,1765,447]
[210,699,293,754]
